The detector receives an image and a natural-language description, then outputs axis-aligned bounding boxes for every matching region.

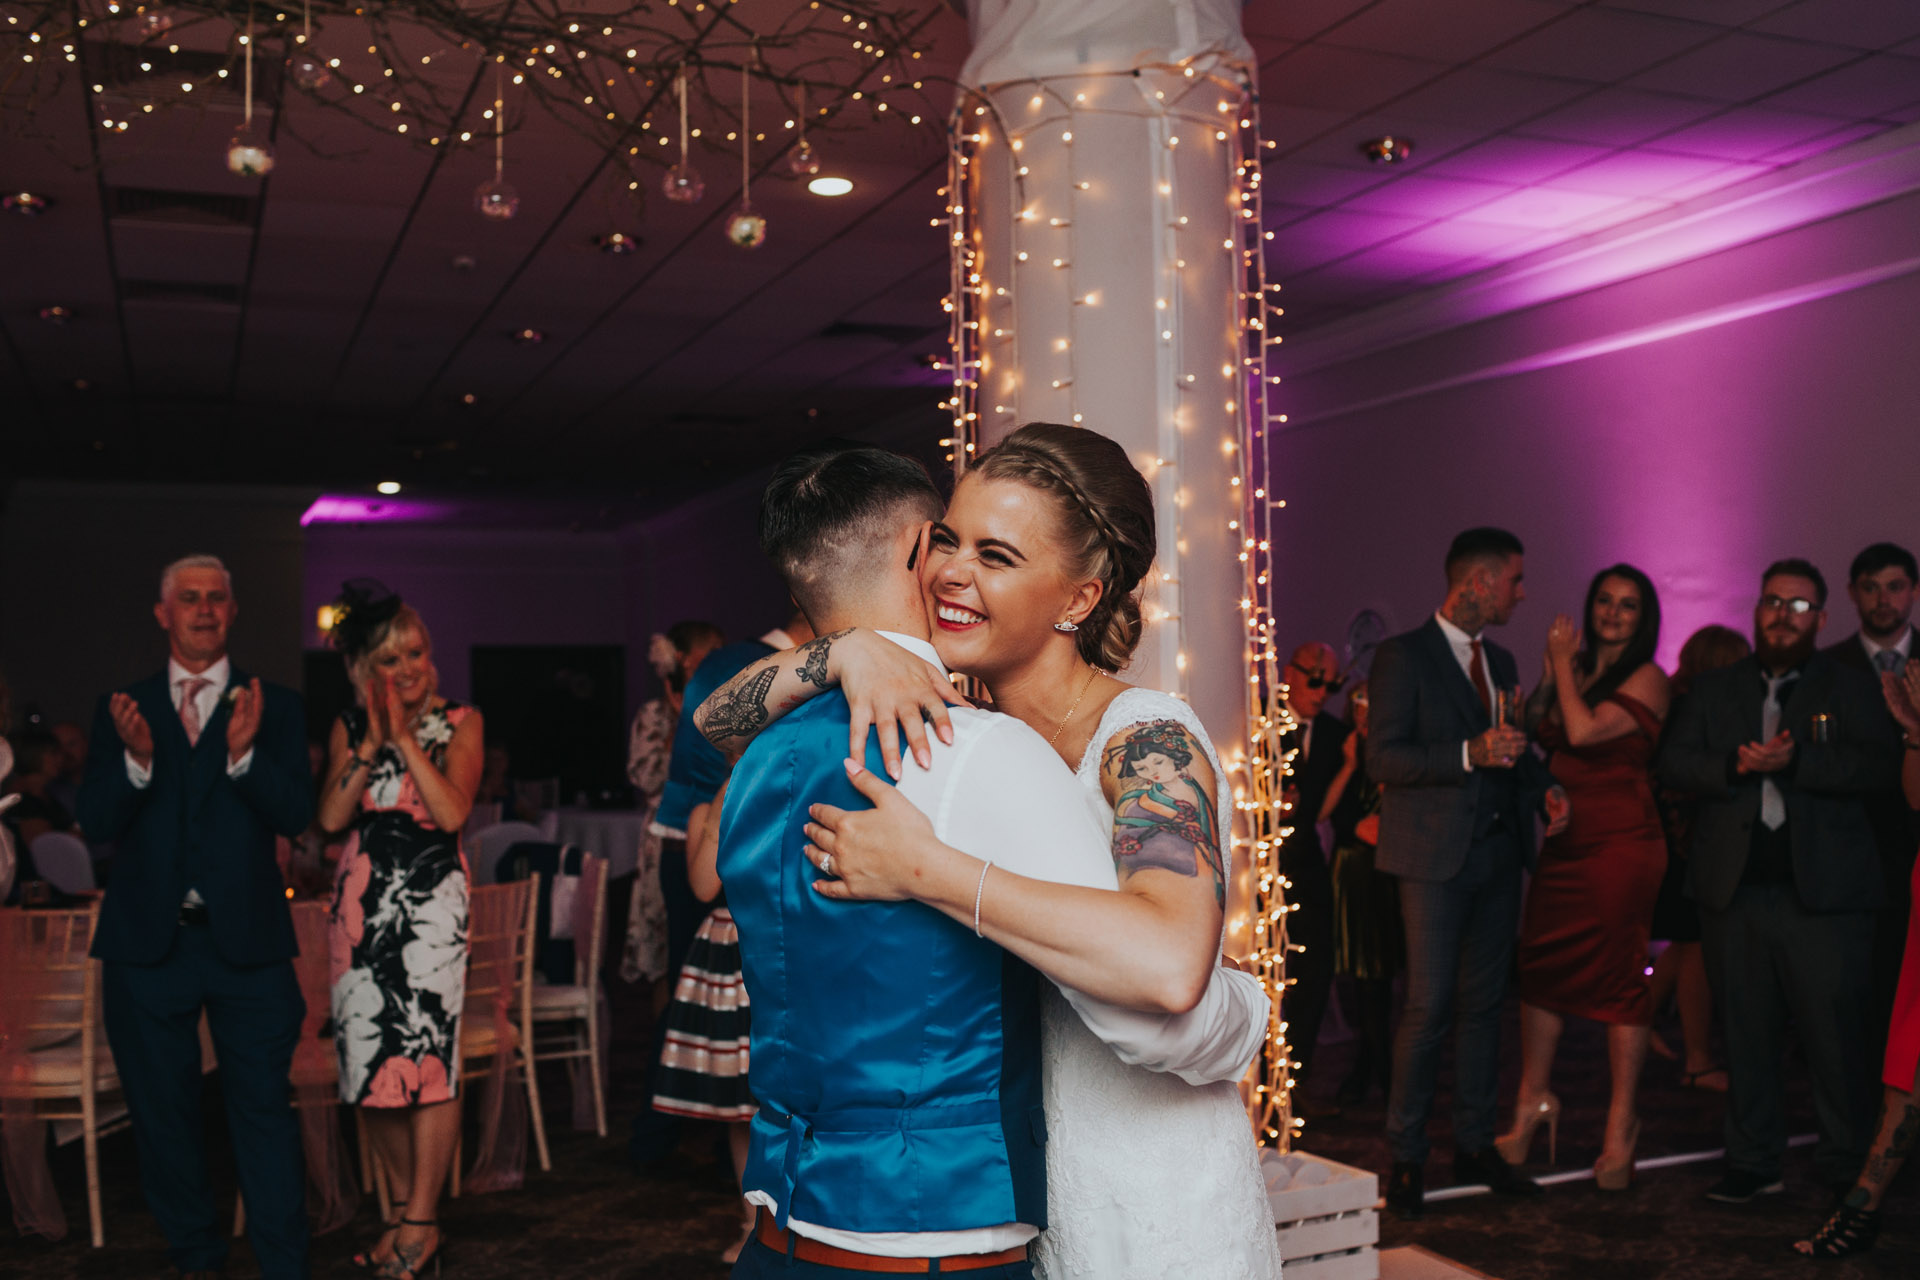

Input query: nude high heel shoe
[1494,1092,1561,1167]
[1594,1117,1640,1192]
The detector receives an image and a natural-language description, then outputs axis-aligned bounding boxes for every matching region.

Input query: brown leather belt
[753,1211,1028,1273]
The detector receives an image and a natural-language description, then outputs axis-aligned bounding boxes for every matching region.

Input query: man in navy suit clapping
[78,555,312,1279]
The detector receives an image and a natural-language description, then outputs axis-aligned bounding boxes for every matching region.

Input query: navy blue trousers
[732,1234,1033,1279]
[103,925,308,1278]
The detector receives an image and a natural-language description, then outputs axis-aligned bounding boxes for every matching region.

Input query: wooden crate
[1264,1150,1380,1280]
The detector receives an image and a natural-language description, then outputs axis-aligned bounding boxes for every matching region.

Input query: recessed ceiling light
[451,254,477,272]
[510,327,545,344]
[459,392,480,405]
[596,231,640,255]
[376,480,402,495]
[38,305,72,324]
[1360,136,1413,164]
[808,176,853,197]
[5,191,50,215]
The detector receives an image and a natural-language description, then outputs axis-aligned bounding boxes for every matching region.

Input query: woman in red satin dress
[1497,565,1670,1190]
[1794,659,1920,1258]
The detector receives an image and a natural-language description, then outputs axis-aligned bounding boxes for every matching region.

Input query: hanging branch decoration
[224,4,273,175]
[725,54,765,248]
[473,62,517,220]
[1,0,944,184]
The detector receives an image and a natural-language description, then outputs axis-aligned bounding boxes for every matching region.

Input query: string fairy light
[946,54,1297,1148]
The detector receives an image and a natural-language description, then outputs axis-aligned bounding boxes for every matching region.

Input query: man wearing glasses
[1659,558,1900,1205]
[1278,642,1349,1114]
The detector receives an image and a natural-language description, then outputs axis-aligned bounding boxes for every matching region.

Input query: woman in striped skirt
[657,783,755,1263]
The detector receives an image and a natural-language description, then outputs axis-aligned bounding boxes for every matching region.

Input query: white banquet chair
[530,855,609,1137]
[30,832,96,894]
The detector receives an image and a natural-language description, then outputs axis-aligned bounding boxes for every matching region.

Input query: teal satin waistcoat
[718,691,1047,1234]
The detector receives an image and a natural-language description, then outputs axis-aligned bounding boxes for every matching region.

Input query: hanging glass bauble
[226,128,276,178]
[286,51,331,91]
[474,177,520,220]
[786,138,820,178]
[727,205,768,249]
[133,7,172,40]
[663,162,705,205]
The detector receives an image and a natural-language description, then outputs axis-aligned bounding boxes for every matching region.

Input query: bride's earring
[1054,619,1080,633]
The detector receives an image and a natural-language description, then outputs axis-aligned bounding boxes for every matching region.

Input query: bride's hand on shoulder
[829,629,969,779]
[804,757,946,902]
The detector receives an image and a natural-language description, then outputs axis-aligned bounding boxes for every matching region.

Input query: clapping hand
[226,678,264,764]
[109,692,155,767]
[1545,614,1582,666]
[1883,666,1920,739]
[1736,730,1796,774]
[360,676,391,751]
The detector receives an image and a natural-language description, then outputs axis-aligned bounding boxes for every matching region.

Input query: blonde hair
[346,604,437,702]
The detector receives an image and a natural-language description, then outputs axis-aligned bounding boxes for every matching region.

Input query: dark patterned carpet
[4,959,1917,1278]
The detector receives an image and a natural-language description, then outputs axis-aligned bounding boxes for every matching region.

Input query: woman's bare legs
[1601,1022,1649,1159]
[722,1120,755,1264]
[1794,1063,1920,1256]
[1497,1002,1564,1162]
[386,1098,460,1272]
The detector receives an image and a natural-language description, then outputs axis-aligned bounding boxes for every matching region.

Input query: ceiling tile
[1757,54,1920,119]
[1267,207,1432,273]
[1390,67,1597,131]
[1561,196,1676,233]
[1751,0,1920,51]
[1626,32,1862,100]
[1596,0,1782,22]
[1514,87,1724,147]
[1482,7,1722,81]
[1262,161,1391,207]
[1385,217,1562,257]
[1340,173,1515,219]
[1659,161,1775,201]
[1317,0,1570,61]
[1644,105,1865,160]
[1280,115,1481,168]
[1755,119,1897,163]
[1453,186,1634,229]
[1262,103,1366,153]
[1419,135,1615,186]
[1545,149,1737,195]
[1245,0,1393,44]
[1262,44,1451,114]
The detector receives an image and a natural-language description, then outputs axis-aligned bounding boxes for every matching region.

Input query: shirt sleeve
[228,748,254,779]
[126,749,153,789]
[943,719,1266,1083]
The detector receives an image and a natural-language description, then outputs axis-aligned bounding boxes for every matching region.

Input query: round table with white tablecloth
[550,807,664,981]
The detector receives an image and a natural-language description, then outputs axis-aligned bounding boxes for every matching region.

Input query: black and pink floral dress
[328,701,473,1107]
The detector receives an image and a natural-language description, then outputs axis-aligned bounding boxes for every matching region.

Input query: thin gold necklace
[1049,667,1100,748]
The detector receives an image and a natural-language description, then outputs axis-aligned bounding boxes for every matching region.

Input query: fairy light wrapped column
[945,8,1301,1148]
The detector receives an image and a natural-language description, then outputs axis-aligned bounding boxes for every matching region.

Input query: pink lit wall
[1269,187,1920,677]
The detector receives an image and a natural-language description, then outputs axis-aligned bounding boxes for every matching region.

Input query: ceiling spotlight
[5,191,51,215]
[38,305,73,324]
[510,327,545,345]
[1360,136,1413,164]
[808,176,854,197]
[450,254,477,272]
[596,231,639,255]
[459,392,480,405]
[376,480,402,495]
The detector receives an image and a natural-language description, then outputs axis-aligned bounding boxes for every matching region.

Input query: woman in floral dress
[320,581,482,1280]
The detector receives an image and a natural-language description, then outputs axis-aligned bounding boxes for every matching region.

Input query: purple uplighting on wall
[299,495,457,525]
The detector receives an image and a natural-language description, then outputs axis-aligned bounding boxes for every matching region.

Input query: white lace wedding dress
[1031,687,1284,1279]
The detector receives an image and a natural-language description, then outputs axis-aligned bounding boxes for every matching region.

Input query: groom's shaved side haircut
[759,442,944,617]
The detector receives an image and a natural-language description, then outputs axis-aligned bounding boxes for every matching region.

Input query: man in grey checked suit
[1366,527,1567,1218]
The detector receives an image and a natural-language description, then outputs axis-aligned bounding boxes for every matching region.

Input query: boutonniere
[224,686,245,708]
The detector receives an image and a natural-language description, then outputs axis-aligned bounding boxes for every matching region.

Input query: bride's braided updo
[971,423,1157,672]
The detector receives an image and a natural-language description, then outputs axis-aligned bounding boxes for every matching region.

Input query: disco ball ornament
[727,206,768,250]
[133,7,172,40]
[474,177,520,221]
[286,51,331,91]
[662,162,705,205]
[226,129,276,178]
[786,138,820,178]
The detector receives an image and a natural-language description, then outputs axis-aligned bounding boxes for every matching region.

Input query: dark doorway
[470,645,627,804]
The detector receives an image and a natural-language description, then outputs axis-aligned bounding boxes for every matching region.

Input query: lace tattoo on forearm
[697,667,781,743]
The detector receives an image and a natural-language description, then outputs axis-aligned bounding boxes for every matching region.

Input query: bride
[697,423,1283,1279]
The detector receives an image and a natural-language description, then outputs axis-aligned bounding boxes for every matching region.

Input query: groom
[711,443,1266,1277]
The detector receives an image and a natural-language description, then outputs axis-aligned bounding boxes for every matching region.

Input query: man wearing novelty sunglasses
[1658,558,1900,1207]
[1278,642,1349,1113]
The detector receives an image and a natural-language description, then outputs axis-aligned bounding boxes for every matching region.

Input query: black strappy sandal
[1793,1201,1881,1260]
[352,1210,407,1273]
[373,1217,445,1279]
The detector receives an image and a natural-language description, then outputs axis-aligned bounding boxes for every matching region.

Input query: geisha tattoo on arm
[1102,720,1226,907]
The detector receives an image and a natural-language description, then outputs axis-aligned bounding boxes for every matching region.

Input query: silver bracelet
[973,860,994,938]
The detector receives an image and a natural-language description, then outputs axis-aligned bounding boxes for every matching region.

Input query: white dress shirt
[1862,627,1913,670]
[746,631,1269,1258]
[1434,612,1491,771]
